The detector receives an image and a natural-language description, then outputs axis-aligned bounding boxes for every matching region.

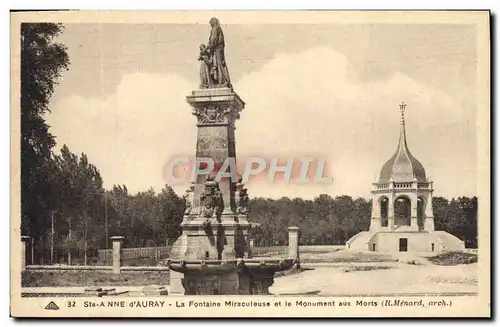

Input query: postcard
[10,10,490,318]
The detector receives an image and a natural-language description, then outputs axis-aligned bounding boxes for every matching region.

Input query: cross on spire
[399,101,407,131]
[399,101,407,114]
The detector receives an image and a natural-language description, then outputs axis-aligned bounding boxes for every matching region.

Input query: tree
[432,196,449,231]
[159,185,185,245]
[47,146,103,264]
[246,194,476,247]
[21,23,69,242]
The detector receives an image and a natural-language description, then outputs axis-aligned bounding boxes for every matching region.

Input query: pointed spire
[378,101,427,183]
[398,101,408,151]
[399,101,406,125]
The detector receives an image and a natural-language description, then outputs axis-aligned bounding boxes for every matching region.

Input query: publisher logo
[44,301,60,310]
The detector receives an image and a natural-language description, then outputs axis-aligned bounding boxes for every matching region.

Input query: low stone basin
[165,258,296,295]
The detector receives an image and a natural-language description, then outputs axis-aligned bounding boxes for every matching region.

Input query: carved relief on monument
[200,175,224,219]
[182,183,195,216]
[183,276,222,295]
[192,103,239,125]
[197,276,222,295]
[233,176,250,215]
[197,137,228,154]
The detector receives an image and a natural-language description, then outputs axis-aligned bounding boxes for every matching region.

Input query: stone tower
[369,102,435,232]
[346,102,465,253]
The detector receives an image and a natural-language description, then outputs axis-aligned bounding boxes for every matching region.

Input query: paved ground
[22,263,477,297]
[271,262,478,296]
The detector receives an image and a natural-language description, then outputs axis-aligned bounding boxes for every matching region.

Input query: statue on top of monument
[198,17,232,89]
[198,44,213,88]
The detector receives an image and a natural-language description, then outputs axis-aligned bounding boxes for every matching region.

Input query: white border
[3,1,497,326]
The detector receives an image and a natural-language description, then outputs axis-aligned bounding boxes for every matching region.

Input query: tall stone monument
[167,17,294,295]
[346,102,465,253]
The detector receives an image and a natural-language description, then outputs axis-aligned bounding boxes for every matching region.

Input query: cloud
[234,46,475,199]
[47,46,476,199]
[48,72,195,194]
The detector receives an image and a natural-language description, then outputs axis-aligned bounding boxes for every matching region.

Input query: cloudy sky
[46,22,478,199]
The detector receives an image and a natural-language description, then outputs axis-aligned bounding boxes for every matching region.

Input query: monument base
[167,259,294,295]
[176,215,251,261]
[346,230,465,253]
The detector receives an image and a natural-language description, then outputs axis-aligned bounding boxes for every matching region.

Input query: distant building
[346,102,465,253]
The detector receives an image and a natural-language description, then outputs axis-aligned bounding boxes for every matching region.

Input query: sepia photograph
[10,10,490,318]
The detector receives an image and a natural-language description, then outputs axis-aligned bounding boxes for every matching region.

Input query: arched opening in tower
[394,196,411,226]
[380,197,389,227]
[417,197,425,230]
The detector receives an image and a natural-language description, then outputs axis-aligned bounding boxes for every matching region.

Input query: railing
[249,246,289,258]
[21,228,300,274]
[376,183,389,189]
[394,183,412,188]
[97,246,172,266]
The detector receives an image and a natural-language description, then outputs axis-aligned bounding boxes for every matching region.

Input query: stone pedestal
[178,87,247,263]
[21,236,31,271]
[165,86,294,294]
[186,87,244,215]
[110,236,124,274]
[288,226,299,266]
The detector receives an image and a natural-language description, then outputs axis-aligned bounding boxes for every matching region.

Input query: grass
[300,250,396,263]
[428,251,478,266]
[22,267,312,287]
[22,270,170,287]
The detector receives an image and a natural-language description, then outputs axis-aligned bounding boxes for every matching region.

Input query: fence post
[288,227,299,267]
[21,236,31,272]
[110,236,124,274]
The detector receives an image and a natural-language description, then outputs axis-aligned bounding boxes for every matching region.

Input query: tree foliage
[106,185,184,249]
[433,196,478,248]
[248,195,477,247]
[21,23,69,238]
[248,195,372,246]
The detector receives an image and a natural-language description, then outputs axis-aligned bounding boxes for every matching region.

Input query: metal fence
[250,246,289,258]
[97,246,172,266]
[29,238,107,266]
[25,244,292,267]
